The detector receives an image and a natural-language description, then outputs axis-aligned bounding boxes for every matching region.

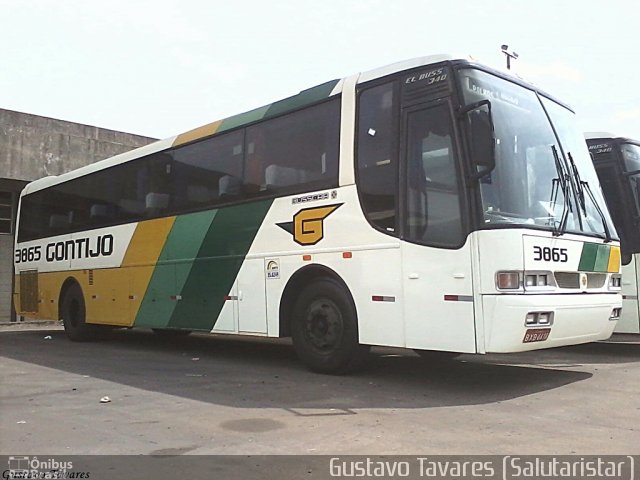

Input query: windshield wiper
[567,152,612,243]
[567,152,586,212]
[549,145,572,236]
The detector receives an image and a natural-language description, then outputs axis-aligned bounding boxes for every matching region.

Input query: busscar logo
[277,204,342,246]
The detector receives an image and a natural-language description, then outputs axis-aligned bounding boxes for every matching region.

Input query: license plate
[523,328,551,343]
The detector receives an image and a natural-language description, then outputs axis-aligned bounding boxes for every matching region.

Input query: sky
[1,0,639,141]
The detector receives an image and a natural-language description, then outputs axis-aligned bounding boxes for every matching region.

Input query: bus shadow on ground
[469,340,640,368]
[0,329,615,411]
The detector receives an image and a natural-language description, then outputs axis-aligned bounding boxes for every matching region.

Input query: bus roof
[585,132,639,144]
[20,54,550,196]
[585,132,619,140]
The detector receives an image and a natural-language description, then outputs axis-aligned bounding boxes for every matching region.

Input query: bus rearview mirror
[460,100,496,180]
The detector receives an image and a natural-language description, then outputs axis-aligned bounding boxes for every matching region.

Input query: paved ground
[0,327,638,455]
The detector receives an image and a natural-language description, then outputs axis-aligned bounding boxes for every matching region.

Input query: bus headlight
[524,272,552,288]
[496,271,521,290]
[608,274,622,290]
[497,270,555,292]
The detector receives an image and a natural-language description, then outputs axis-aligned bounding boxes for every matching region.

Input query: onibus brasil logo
[277,204,342,246]
[5,456,78,479]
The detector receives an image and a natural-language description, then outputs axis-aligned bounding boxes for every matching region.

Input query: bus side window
[245,99,340,197]
[171,130,245,209]
[356,81,399,234]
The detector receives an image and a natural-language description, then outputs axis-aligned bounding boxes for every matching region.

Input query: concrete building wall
[0,108,157,322]
[1,108,157,181]
[0,234,13,322]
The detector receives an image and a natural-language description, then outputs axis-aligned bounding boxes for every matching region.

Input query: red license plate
[523,328,551,343]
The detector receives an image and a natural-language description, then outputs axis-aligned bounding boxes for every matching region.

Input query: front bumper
[482,293,621,353]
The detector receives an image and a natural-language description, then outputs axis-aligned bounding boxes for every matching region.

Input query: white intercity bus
[14,55,622,373]
[586,133,640,333]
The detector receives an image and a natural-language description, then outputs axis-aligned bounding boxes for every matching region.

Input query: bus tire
[291,278,369,374]
[60,283,97,342]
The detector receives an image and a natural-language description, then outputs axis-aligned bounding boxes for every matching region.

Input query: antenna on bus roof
[501,44,519,70]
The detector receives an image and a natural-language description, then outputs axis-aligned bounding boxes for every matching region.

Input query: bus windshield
[458,69,617,240]
[621,143,640,218]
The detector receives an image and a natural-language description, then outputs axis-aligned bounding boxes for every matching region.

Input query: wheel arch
[278,264,355,338]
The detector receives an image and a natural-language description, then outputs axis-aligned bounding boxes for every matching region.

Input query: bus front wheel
[60,283,97,341]
[291,278,369,374]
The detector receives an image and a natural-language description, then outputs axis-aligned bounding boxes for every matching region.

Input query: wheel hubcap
[304,299,343,353]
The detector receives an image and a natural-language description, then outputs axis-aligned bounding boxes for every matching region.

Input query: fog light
[524,311,554,326]
[537,275,548,287]
[538,312,552,325]
[525,275,536,287]
[610,307,622,320]
[497,271,521,290]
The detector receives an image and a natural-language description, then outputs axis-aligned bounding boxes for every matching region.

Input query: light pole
[501,44,519,70]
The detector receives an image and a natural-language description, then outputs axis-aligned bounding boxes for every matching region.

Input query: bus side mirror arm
[458,100,497,182]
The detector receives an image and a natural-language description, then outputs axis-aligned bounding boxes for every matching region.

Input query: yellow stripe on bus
[172,120,223,147]
[15,218,176,327]
[607,245,621,273]
[122,217,175,267]
[88,217,176,326]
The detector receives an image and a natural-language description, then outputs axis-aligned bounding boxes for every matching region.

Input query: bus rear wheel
[291,278,369,374]
[60,283,98,341]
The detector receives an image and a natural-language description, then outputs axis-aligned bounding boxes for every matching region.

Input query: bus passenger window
[171,130,245,209]
[245,99,340,197]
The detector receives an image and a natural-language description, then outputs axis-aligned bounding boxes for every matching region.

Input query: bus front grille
[553,272,608,290]
[586,273,607,289]
[554,272,579,289]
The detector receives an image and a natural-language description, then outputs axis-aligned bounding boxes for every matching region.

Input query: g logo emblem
[278,204,342,246]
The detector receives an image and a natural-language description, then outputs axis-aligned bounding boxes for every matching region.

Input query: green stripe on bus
[167,199,273,330]
[264,80,340,118]
[593,244,610,272]
[134,210,218,328]
[578,243,599,272]
[218,105,270,133]
[215,80,339,134]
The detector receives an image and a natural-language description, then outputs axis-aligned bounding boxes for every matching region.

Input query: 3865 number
[15,246,41,264]
[533,246,568,262]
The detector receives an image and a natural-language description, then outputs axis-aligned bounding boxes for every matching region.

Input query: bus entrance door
[400,102,477,353]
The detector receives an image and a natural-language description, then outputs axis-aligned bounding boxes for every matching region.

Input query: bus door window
[404,104,463,247]
[356,81,399,234]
